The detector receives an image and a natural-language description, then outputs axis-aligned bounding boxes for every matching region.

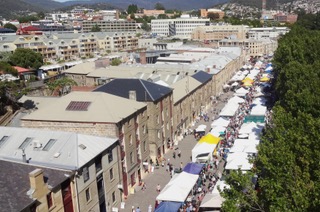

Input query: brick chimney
[29,169,47,199]
[140,52,147,64]
[129,90,137,100]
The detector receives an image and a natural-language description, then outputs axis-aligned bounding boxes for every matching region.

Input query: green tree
[3,23,17,31]
[37,12,45,19]
[158,14,169,19]
[130,12,135,20]
[17,15,39,23]
[91,24,101,32]
[154,3,165,10]
[0,52,12,62]
[141,22,151,31]
[0,62,18,76]
[207,12,220,21]
[9,48,43,69]
[110,58,122,66]
[127,4,138,14]
[47,77,77,95]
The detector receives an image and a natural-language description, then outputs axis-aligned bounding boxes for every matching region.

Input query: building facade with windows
[191,25,249,41]
[82,20,136,33]
[93,79,174,162]
[0,126,120,212]
[151,16,210,39]
[20,92,148,199]
[247,27,289,40]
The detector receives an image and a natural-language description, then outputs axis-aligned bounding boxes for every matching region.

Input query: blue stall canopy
[183,162,204,175]
[155,201,183,212]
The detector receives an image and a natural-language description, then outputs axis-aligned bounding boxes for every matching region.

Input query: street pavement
[120,90,235,212]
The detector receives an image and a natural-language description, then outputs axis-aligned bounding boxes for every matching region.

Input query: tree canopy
[127,4,138,14]
[3,23,17,31]
[91,24,101,32]
[9,48,43,70]
[154,3,165,10]
[221,12,320,211]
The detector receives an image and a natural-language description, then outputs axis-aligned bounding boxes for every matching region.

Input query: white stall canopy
[156,172,199,202]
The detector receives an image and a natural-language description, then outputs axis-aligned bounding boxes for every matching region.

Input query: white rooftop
[0,127,117,170]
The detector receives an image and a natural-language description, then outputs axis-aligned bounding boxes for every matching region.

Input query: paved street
[121,90,235,212]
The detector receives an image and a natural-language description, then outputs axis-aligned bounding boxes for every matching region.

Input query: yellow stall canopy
[260,76,270,82]
[242,77,254,83]
[198,133,220,144]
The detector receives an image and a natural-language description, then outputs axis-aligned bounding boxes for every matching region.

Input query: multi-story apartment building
[82,19,136,33]
[219,38,278,57]
[0,32,140,62]
[151,15,210,39]
[200,8,225,19]
[95,32,139,52]
[93,79,174,162]
[20,92,148,199]
[247,27,289,40]
[0,126,121,212]
[191,25,249,41]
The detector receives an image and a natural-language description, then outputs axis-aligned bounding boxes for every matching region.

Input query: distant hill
[23,0,64,10]
[231,0,294,9]
[61,0,230,10]
[0,0,43,18]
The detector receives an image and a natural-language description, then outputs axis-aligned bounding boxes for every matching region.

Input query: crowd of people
[175,60,273,212]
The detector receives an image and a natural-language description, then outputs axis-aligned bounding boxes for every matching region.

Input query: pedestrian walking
[156,184,161,193]
[148,204,152,212]
[178,150,181,158]
[141,182,147,191]
[131,206,135,212]
[173,151,176,159]
[136,206,141,212]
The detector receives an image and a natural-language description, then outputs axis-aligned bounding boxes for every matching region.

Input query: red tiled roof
[22,26,41,31]
[14,66,30,73]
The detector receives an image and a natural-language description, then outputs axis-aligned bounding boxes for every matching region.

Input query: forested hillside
[221,13,320,211]
[0,0,42,18]
[231,0,294,9]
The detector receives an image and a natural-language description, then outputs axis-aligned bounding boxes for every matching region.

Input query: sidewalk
[120,90,234,212]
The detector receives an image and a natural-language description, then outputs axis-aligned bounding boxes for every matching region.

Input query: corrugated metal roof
[0,127,117,170]
[21,91,147,123]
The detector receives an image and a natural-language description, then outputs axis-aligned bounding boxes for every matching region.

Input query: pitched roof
[171,76,202,103]
[14,66,30,73]
[21,91,147,123]
[93,79,173,102]
[0,126,117,170]
[0,160,72,212]
[191,71,212,83]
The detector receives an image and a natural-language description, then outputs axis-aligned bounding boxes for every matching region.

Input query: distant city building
[82,19,136,33]
[151,15,210,39]
[274,13,298,24]
[192,25,249,41]
[248,27,289,40]
[200,8,225,19]
[71,7,94,15]
[219,38,278,56]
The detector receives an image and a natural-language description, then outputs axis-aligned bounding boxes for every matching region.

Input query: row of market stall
[154,60,274,211]
[198,61,274,211]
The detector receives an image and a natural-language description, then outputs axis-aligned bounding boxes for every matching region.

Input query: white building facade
[248,27,289,40]
[151,15,210,39]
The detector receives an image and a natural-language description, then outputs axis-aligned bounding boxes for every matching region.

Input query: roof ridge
[139,79,154,101]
